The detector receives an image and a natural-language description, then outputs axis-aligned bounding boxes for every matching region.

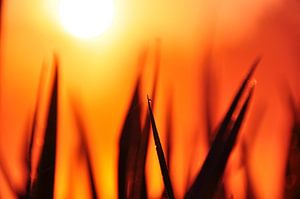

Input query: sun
[59,0,114,39]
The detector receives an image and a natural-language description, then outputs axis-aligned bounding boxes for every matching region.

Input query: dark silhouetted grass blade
[30,56,58,199]
[118,78,143,199]
[118,43,160,199]
[117,44,152,199]
[72,102,99,199]
[147,96,174,199]
[185,59,259,199]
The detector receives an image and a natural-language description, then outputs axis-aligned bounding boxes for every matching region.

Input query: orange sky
[1,0,300,198]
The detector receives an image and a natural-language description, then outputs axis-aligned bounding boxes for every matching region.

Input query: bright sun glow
[59,0,114,39]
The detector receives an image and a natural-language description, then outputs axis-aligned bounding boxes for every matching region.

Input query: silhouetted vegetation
[0,2,299,197]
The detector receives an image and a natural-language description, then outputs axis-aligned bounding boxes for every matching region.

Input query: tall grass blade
[118,78,143,199]
[118,45,153,199]
[185,59,259,199]
[147,97,174,199]
[30,57,58,199]
[72,103,99,199]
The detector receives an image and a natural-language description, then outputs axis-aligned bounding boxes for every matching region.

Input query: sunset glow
[1,0,300,198]
[59,0,114,39]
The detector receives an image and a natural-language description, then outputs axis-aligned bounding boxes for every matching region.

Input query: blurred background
[0,0,300,198]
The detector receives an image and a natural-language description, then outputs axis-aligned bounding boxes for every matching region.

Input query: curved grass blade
[185,58,259,199]
[118,78,143,199]
[30,56,58,199]
[147,96,174,199]
[72,102,99,199]
[118,45,151,199]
